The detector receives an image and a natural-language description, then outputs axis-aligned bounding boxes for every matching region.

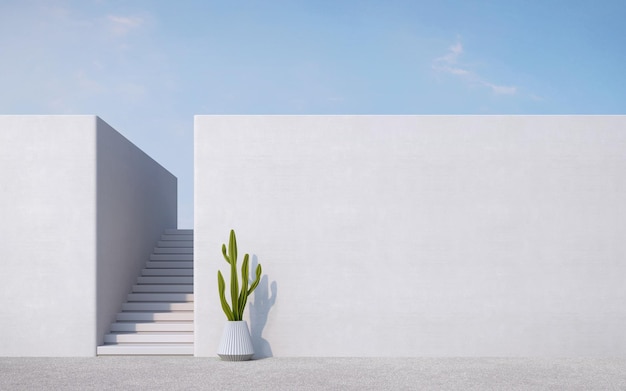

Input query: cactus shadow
[249,255,277,359]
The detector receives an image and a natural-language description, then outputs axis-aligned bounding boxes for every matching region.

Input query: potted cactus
[216,229,262,361]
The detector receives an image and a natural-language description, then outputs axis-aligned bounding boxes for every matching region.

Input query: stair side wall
[95,117,177,350]
[0,115,98,356]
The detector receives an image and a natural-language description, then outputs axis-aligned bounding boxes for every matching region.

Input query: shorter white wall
[195,115,626,357]
[0,115,177,356]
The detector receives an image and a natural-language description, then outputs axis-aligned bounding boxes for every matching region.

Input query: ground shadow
[249,255,277,359]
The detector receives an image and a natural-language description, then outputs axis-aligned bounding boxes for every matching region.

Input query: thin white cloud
[433,40,517,96]
[107,15,144,36]
[529,94,544,101]
[486,83,517,95]
[432,42,470,76]
[449,67,470,76]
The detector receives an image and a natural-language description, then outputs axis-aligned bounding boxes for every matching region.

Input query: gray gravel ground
[1,357,625,390]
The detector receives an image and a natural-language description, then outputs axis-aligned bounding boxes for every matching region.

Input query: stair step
[150,254,193,261]
[141,268,193,276]
[161,234,193,241]
[164,229,193,235]
[97,344,193,356]
[98,229,196,357]
[117,312,194,321]
[127,293,194,302]
[137,276,193,284]
[153,247,193,254]
[104,333,194,344]
[145,261,192,269]
[111,322,194,332]
[133,284,193,293]
[157,241,193,248]
[122,302,193,311]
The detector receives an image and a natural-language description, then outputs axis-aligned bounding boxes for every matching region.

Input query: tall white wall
[0,115,177,356]
[0,116,97,356]
[194,115,626,357]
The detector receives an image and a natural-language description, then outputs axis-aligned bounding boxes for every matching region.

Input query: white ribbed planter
[217,321,254,361]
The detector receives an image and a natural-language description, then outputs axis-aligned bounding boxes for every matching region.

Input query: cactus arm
[228,230,240,320]
[238,254,250,317]
[247,264,262,296]
[218,271,234,321]
[238,297,247,320]
[221,244,230,263]
[229,230,237,264]
[230,265,239,320]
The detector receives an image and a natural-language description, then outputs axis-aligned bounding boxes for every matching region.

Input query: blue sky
[2,0,625,227]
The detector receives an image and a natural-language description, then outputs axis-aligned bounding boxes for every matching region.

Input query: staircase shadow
[249,255,277,359]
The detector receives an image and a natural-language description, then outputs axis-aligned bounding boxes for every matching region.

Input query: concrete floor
[1,357,625,390]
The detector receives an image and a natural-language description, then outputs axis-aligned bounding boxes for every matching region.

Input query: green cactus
[217,229,262,321]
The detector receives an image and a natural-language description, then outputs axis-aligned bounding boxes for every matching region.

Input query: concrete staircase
[97,229,194,356]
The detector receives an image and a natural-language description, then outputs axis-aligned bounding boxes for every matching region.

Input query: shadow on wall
[249,255,277,359]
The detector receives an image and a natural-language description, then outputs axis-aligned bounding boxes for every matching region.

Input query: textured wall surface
[0,116,97,356]
[0,115,176,356]
[195,115,626,357]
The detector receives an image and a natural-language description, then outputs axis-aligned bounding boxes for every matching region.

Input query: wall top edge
[193,114,626,118]
[0,114,97,118]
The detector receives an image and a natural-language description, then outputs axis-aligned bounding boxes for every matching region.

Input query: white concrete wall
[194,115,626,357]
[0,115,177,356]
[0,116,97,356]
